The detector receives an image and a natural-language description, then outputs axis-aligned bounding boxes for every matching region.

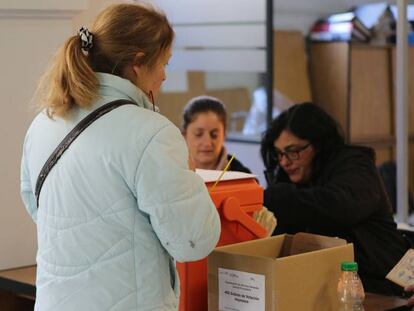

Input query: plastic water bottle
[337,261,365,311]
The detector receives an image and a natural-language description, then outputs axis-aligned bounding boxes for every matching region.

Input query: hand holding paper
[386,249,414,288]
[253,206,277,237]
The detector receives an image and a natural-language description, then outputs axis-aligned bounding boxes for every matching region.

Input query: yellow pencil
[211,155,235,191]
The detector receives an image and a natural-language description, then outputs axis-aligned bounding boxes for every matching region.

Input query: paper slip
[196,169,256,183]
[386,249,414,288]
[218,268,265,311]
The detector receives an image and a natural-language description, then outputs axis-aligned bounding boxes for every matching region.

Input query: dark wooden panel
[310,42,349,132]
[350,45,392,140]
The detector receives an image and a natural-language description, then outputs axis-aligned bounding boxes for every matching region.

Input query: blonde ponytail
[34,3,174,119]
[36,34,98,119]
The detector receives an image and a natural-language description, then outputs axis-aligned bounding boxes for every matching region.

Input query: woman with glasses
[261,102,410,296]
[20,4,220,311]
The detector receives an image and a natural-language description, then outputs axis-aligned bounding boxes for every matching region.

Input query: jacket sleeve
[264,151,384,231]
[135,124,221,262]
[20,145,37,223]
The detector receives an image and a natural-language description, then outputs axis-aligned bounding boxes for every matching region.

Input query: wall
[0,1,87,270]
[275,0,390,33]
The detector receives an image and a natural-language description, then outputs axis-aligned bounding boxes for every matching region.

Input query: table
[0,266,36,311]
[0,265,36,297]
[0,266,411,310]
[365,292,409,311]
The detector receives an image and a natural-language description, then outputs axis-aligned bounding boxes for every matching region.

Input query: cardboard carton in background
[208,233,354,311]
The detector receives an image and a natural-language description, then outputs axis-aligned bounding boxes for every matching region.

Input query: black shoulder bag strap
[35,99,137,208]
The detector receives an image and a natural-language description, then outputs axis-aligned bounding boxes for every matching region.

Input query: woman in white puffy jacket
[20,3,220,311]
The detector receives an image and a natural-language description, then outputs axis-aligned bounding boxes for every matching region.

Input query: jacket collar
[96,72,160,113]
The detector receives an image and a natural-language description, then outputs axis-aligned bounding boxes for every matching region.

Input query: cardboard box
[208,232,354,311]
[178,170,266,311]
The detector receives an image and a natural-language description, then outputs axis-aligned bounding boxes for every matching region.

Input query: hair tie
[78,26,93,55]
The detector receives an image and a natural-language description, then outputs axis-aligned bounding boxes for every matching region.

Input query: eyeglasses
[273,143,311,162]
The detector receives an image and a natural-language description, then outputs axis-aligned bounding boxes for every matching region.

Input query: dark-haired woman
[261,102,410,296]
[182,95,277,236]
[182,95,251,173]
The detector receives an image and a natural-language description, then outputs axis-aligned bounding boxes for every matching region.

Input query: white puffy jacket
[20,73,220,311]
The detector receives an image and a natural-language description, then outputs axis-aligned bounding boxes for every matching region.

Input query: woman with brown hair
[182,95,251,173]
[182,95,277,236]
[20,3,220,310]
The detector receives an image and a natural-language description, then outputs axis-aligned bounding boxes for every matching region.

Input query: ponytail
[36,34,98,119]
[34,3,174,119]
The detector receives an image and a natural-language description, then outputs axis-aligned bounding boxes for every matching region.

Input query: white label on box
[218,267,265,311]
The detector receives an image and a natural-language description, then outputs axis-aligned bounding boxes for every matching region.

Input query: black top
[264,145,410,296]
[227,154,251,174]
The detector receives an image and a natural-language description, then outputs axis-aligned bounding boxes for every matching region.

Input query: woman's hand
[253,206,277,237]
[405,284,414,308]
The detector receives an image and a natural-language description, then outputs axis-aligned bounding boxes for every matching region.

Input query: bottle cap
[341,261,358,271]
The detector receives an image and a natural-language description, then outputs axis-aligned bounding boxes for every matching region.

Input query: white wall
[0,2,87,270]
[274,0,392,33]
[226,141,266,186]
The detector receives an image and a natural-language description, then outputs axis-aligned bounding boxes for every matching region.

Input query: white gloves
[253,206,277,237]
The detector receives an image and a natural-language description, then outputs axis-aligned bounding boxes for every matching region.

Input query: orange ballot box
[177,169,267,311]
